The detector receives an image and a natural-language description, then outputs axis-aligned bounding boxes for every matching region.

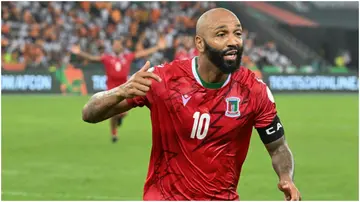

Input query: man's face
[198,14,244,74]
[203,38,243,74]
[112,40,123,54]
[266,41,276,51]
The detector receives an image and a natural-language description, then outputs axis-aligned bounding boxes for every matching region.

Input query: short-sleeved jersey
[127,57,277,200]
[101,52,135,90]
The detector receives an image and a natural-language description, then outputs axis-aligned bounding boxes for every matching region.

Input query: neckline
[191,57,231,89]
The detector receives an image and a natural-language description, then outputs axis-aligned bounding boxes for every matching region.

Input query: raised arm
[82,87,131,123]
[134,36,167,59]
[71,45,102,62]
[82,61,161,123]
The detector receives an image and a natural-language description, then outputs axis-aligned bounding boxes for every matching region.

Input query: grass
[1,94,358,200]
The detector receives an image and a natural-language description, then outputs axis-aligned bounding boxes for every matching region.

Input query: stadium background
[1,1,359,200]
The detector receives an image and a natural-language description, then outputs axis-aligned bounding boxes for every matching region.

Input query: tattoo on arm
[82,87,123,123]
[265,136,294,181]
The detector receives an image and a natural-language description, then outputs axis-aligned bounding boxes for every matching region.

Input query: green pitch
[1,94,358,200]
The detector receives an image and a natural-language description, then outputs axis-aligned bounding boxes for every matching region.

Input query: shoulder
[232,66,257,86]
[146,59,192,94]
[101,53,112,60]
[233,66,268,96]
[233,67,276,111]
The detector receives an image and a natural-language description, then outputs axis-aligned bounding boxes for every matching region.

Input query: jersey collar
[191,56,231,89]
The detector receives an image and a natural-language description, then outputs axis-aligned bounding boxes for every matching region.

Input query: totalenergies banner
[1,63,358,94]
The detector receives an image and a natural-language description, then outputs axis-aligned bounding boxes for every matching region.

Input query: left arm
[257,120,301,201]
[253,79,301,200]
[265,136,294,182]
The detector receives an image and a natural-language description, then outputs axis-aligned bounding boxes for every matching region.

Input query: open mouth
[223,50,237,60]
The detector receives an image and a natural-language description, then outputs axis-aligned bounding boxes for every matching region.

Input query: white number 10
[190,112,210,140]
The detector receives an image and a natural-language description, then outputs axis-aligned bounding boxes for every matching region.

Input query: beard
[203,40,243,74]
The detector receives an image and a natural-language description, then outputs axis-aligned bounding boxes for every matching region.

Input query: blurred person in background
[71,36,166,143]
[334,50,351,68]
[174,34,199,60]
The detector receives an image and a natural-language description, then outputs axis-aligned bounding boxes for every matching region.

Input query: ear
[195,35,204,53]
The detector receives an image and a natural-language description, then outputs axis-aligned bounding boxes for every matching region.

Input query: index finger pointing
[139,61,151,72]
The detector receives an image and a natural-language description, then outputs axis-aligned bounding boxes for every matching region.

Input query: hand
[71,45,81,54]
[157,36,167,50]
[118,61,161,98]
[278,181,301,201]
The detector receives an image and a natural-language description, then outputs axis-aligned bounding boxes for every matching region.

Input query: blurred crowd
[241,31,293,72]
[1,2,211,69]
[1,1,293,72]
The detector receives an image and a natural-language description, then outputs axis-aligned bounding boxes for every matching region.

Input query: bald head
[196,8,240,36]
[194,8,244,74]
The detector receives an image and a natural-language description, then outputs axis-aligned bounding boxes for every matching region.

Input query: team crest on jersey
[225,97,241,117]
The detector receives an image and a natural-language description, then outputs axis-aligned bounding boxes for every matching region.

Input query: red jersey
[127,57,277,200]
[174,47,199,60]
[101,52,135,90]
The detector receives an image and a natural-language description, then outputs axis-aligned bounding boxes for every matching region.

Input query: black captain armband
[256,115,285,144]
